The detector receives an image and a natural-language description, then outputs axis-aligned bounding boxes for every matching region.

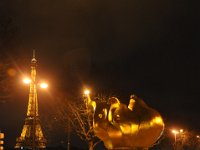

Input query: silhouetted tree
[55,95,102,150]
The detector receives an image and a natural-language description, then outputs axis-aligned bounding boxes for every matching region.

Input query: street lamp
[23,77,48,89]
[39,83,48,89]
[83,88,94,121]
[23,78,31,84]
[83,89,96,112]
[84,89,90,96]
[172,129,179,150]
[180,129,183,133]
[83,89,91,107]
[83,89,90,110]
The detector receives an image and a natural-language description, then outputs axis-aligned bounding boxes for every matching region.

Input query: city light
[180,129,183,133]
[84,89,90,95]
[23,77,48,89]
[171,129,179,149]
[23,78,31,84]
[39,83,48,89]
[172,129,179,134]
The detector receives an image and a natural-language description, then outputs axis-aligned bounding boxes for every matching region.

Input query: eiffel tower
[15,51,46,149]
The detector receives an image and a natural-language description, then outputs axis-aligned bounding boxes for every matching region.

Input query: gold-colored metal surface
[27,59,38,117]
[15,53,46,149]
[90,95,164,149]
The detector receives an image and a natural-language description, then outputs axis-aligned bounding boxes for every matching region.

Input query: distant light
[180,129,183,133]
[197,135,199,138]
[23,78,31,84]
[0,133,4,138]
[172,129,179,134]
[84,89,90,95]
[40,83,48,89]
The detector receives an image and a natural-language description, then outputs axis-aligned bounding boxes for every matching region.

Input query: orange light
[40,83,48,89]
[23,78,31,84]
[84,89,90,95]
[172,129,179,134]
[0,133,4,139]
[180,129,183,133]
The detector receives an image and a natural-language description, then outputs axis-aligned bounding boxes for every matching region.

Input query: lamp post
[83,89,91,118]
[179,129,183,133]
[83,89,95,150]
[83,89,90,110]
[197,135,200,142]
[83,88,96,117]
[172,129,179,150]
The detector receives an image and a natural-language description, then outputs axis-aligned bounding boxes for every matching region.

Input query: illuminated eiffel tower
[15,51,46,149]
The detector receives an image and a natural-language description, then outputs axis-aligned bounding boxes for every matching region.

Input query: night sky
[0,0,200,149]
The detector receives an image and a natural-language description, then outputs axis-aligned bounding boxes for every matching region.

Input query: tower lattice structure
[15,52,46,149]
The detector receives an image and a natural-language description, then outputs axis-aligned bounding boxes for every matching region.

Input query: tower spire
[33,49,35,59]
[32,49,37,64]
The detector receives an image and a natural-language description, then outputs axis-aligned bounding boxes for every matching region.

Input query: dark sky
[0,0,200,148]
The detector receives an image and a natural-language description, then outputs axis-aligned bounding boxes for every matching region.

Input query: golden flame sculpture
[89,95,164,149]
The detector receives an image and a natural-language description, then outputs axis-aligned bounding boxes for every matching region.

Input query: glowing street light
[172,129,179,135]
[180,129,183,133]
[83,88,96,113]
[84,89,90,95]
[39,83,48,89]
[83,89,92,113]
[23,78,48,89]
[83,89,91,105]
[83,89,91,103]
[172,129,179,150]
[23,78,31,84]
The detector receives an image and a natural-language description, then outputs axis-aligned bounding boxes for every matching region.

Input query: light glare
[23,78,31,84]
[40,83,48,89]
[172,129,179,134]
[84,89,90,95]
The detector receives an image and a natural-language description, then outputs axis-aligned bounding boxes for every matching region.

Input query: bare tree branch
[55,96,101,150]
